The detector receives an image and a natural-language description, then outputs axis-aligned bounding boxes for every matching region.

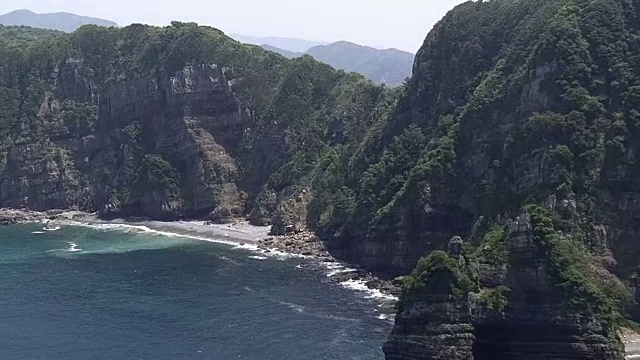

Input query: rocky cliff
[0,23,385,224]
[384,205,627,359]
[378,0,640,357]
[2,1,640,358]
[1,60,247,220]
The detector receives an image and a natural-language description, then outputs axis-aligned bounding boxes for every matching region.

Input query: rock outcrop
[2,5,640,358]
[1,59,249,221]
[384,209,625,360]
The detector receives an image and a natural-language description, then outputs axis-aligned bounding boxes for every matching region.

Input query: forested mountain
[305,42,413,86]
[233,37,415,86]
[0,9,117,32]
[1,0,640,357]
[0,10,411,86]
[0,21,390,226]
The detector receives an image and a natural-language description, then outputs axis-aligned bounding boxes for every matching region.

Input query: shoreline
[258,232,401,298]
[0,208,400,303]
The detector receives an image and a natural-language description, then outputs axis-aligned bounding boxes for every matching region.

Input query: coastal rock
[257,231,400,297]
[2,9,640,360]
[383,211,624,360]
[1,60,248,221]
[0,208,39,225]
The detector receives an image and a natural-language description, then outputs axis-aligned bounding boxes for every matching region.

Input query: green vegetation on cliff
[402,250,473,299]
[1,1,640,340]
[0,21,393,222]
[527,205,632,323]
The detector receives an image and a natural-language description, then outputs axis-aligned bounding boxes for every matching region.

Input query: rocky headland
[1,0,640,358]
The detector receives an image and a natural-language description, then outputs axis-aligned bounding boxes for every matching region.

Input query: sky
[1,0,468,52]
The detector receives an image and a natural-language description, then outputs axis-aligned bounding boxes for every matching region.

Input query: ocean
[0,223,394,360]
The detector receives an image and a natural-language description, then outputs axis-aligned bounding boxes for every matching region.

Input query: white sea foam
[319,261,399,305]
[217,255,241,266]
[60,221,311,263]
[339,279,398,302]
[59,221,305,263]
[67,242,82,252]
[323,261,359,279]
[262,248,310,260]
[326,264,358,278]
[53,219,399,326]
[276,300,305,313]
[61,220,400,306]
[234,243,260,251]
[63,221,245,248]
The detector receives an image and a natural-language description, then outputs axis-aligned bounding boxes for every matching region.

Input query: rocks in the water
[257,230,400,297]
[0,208,94,225]
[0,208,44,225]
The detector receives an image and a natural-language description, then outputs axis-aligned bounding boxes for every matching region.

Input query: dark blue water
[0,224,392,359]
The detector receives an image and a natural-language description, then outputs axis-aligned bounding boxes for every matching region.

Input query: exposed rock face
[1,10,640,358]
[0,61,247,221]
[326,199,473,277]
[384,294,474,360]
[384,212,624,360]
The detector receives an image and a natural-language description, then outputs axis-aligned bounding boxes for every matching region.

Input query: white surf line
[321,261,399,303]
[60,221,310,261]
[62,220,399,306]
[339,279,398,302]
[61,221,250,248]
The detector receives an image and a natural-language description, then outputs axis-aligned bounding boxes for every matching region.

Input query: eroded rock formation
[384,209,625,360]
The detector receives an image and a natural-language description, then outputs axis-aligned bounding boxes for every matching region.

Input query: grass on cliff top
[526,205,632,327]
[402,250,474,301]
[473,224,508,265]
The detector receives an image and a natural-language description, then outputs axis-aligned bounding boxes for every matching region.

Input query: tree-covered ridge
[369,0,640,352]
[309,0,640,271]
[1,0,640,334]
[0,25,63,47]
[0,21,392,222]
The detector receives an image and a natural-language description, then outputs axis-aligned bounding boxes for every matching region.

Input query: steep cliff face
[384,207,626,360]
[0,23,388,225]
[93,63,248,220]
[2,4,640,358]
[0,58,249,220]
[310,0,640,280]
[377,0,640,357]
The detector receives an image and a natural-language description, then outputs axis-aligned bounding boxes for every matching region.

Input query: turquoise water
[0,223,393,359]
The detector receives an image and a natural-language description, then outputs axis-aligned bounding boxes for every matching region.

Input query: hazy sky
[2,0,467,52]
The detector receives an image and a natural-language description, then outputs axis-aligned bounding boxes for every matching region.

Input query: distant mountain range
[234,38,414,86]
[229,34,328,53]
[0,9,413,86]
[0,9,117,32]
[306,42,413,86]
[259,44,303,60]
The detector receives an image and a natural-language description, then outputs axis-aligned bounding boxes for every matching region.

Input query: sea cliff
[1,0,640,357]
